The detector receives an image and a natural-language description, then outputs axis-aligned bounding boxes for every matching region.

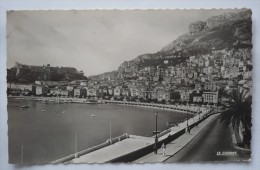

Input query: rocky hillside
[88,71,119,80]
[91,9,252,80]
[161,9,252,54]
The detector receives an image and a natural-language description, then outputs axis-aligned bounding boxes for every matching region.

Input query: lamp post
[74,131,79,158]
[186,104,190,133]
[110,123,112,141]
[198,107,201,121]
[21,144,24,164]
[154,112,158,154]
[216,103,218,114]
[186,110,188,127]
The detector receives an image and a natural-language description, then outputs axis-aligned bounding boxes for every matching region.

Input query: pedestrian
[161,143,166,156]
[153,143,158,154]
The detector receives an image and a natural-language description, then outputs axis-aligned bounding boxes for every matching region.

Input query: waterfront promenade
[52,109,215,163]
[8,96,208,114]
[134,113,219,163]
[165,115,251,162]
[9,96,217,163]
[70,135,154,163]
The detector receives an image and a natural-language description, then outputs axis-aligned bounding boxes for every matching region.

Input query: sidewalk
[70,135,154,163]
[133,113,219,163]
[66,111,215,163]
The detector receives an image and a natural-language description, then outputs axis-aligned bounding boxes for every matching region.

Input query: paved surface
[69,112,210,163]
[133,114,219,163]
[71,135,154,163]
[165,116,251,162]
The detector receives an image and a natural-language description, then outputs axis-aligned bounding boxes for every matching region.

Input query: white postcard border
[0,0,260,170]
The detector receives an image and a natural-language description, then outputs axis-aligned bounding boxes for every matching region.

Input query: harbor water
[8,98,192,164]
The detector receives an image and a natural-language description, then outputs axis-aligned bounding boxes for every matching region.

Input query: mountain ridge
[90,9,252,80]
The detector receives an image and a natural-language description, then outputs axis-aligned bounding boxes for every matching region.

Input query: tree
[171,91,180,100]
[220,89,252,148]
[218,86,225,99]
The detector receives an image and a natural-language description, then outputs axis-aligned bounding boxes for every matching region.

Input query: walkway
[68,113,215,163]
[70,135,154,163]
[133,114,219,163]
[165,115,251,162]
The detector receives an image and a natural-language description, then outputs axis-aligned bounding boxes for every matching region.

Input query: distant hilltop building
[14,61,77,74]
[7,62,86,83]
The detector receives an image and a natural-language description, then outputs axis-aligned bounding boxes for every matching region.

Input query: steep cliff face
[161,9,252,54]
[189,21,206,35]
[206,10,251,28]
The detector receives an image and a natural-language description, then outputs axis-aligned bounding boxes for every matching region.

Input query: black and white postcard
[6,9,252,164]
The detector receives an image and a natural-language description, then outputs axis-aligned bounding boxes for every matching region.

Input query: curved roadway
[165,116,251,162]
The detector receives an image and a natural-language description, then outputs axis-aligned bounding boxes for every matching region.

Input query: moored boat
[21,105,29,108]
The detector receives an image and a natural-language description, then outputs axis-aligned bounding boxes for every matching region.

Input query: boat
[91,115,96,117]
[21,105,29,108]
[41,110,45,112]
[88,101,98,104]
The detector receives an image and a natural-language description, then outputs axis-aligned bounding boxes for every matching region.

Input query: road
[165,115,251,162]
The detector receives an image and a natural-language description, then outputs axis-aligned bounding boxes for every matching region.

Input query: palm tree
[220,88,252,149]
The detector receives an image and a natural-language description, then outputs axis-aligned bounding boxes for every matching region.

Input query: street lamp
[198,107,201,121]
[216,103,218,114]
[20,144,24,164]
[74,131,79,158]
[154,112,158,154]
[186,104,190,133]
[110,123,112,141]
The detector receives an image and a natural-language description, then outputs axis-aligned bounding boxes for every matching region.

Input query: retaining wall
[51,133,129,164]
[108,113,212,163]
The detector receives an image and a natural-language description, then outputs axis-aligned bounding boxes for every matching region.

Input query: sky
[7,9,242,76]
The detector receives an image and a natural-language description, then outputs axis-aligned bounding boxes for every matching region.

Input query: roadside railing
[51,133,129,164]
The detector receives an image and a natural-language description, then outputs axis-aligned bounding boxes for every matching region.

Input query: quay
[51,108,216,164]
[9,95,216,163]
[8,96,211,114]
